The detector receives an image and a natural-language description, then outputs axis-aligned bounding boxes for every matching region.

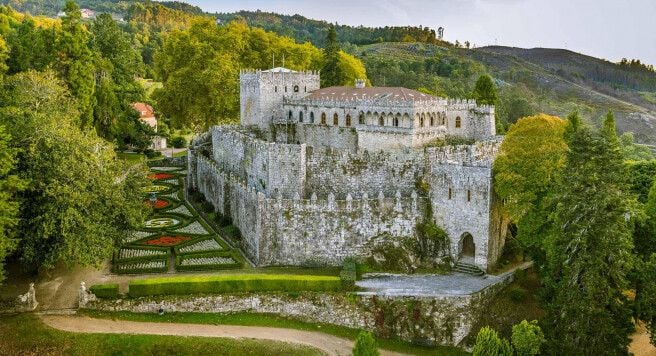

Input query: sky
[181,0,656,66]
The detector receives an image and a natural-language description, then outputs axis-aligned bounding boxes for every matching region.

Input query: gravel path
[356,272,502,297]
[40,315,406,356]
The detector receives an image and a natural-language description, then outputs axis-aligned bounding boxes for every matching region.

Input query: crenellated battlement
[426,139,501,167]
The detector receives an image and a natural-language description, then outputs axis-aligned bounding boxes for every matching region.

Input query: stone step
[454,262,485,276]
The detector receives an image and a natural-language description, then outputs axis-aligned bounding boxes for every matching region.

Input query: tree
[472,74,497,105]
[542,111,635,354]
[472,326,513,356]
[56,0,96,128]
[493,114,568,263]
[352,331,379,356]
[0,125,26,283]
[321,24,345,87]
[0,70,150,272]
[511,320,544,356]
[0,34,7,77]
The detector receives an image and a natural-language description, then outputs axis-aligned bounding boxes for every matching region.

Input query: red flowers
[148,173,175,180]
[144,199,169,209]
[144,236,191,246]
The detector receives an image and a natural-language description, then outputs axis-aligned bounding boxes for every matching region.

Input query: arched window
[285,86,287,92]
[441,114,446,125]
[304,86,307,92]
[448,188,452,200]
[333,113,339,126]
[467,190,471,202]
[275,86,278,92]
[455,116,462,128]
[321,112,326,125]
[346,114,352,127]
[310,112,315,123]
[430,116,434,126]
[393,117,399,127]
[358,113,365,125]
[293,85,299,93]
[299,111,303,122]
[379,116,385,126]
[288,110,292,120]
[420,117,424,127]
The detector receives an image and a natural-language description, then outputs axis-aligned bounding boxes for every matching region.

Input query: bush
[144,149,162,159]
[511,320,544,356]
[473,326,513,356]
[171,136,187,148]
[509,286,527,303]
[340,258,357,290]
[89,284,119,299]
[128,274,343,297]
[352,330,379,356]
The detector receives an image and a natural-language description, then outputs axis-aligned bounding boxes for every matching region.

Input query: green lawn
[117,152,145,163]
[81,310,469,356]
[0,314,321,356]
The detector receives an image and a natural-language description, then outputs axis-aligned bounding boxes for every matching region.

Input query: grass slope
[0,314,322,356]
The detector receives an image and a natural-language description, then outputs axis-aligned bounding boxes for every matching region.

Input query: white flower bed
[123,231,153,244]
[162,178,180,185]
[174,221,209,235]
[168,204,193,217]
[144,217,180,228]
[161,191,181,201]
[151,167,182,172]
[178,170,188,175]
[117,260,166,271]
[119,248,167,260]
[180,256,235,266]
[179,239,222,253]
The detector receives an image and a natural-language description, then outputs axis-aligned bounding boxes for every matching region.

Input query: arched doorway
[460,232,475,258]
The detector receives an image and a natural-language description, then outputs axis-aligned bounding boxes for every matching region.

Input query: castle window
[420,117,424,127]
[346,114,352,127]
[293,85,299,93]
[321,113,326,125]
[467,190,471,202]
[455,116,462,128]
[393,117,399,127]
[310,112,315,123]
[304,86,307,92]
[285,86,287,92]
[275,86,278,92]
[379,117,385,126]
[299,111,303,122]
[333,113,339,126]
[448,188,452,200]
[358,113,365,125]
[288,110,292,120]
[430,116,434,126]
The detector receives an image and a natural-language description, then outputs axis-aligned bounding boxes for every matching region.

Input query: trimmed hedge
[89,283,120,299]
[175,251,243,272]
[128,274,342,297]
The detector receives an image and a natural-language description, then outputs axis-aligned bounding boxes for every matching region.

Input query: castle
[188,67,507,271]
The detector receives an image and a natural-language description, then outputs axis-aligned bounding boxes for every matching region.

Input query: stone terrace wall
[258,192,428,266]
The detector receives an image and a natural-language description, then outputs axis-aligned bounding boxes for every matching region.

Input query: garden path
[40,315,406,356]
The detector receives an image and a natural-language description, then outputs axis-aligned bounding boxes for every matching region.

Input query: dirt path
[630,322,656,356]
[40,315,405,356]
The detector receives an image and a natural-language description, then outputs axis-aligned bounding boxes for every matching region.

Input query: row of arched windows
[287,109,462,129]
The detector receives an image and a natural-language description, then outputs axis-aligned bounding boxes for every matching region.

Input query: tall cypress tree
[321,25,345,87]
[542,111,635,354]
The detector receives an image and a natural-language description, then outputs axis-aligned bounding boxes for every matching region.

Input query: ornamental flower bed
[118,248,167,260]
[148,173,175,180]
[145,236,191,247]
[180,255,236,266]
[178,239,222,253]
[144,198,169,209]
[141,185,169,194]
[144,217,180,229]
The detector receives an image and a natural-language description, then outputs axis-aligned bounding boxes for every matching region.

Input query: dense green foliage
[472,74,497,105]
[472,326,513,356]
[0,125,25,282]
[128,274,343,297]
[321,25,344,87]
[352,331,379,356]
[510,320,544,356]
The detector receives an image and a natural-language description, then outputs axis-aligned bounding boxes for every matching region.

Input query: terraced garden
[113,164,244,274]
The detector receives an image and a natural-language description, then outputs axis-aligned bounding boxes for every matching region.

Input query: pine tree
[321,24,345,87]
[472,74,497,105]
[472,326,513,356]
[56,0,96,128]
[542,111,635,354]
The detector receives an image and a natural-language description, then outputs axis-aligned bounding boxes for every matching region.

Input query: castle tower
[240,68,320,129]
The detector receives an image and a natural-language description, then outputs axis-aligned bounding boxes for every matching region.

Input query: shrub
[171,136,187,148]
[89,284,119,299]
[128,274,342,297]
[472,326,513,356]
[340,258,357,290]
[144,149,162,159]
[511,320,544,356]
[352,330,379,356]
[509,286,527,303]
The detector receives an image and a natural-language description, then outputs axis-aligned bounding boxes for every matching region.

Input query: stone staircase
[454,260,485,276]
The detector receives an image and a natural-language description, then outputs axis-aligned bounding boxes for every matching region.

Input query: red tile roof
[131,102,155,118]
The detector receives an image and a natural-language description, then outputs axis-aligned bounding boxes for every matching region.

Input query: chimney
[355,79,366,89]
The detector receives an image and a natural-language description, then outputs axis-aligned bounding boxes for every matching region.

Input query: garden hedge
[89,283,120,299]
[128,274,342,297]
